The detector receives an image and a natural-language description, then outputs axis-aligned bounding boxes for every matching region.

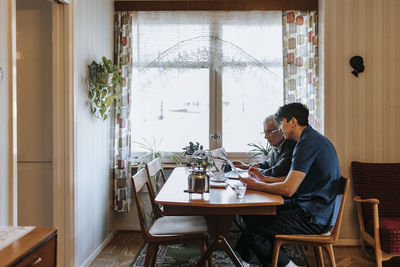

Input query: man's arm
[241,170,306,197]
[260,156,291,177]
[232,160,250,169]
[232,160,259,170]
[248,166,286,183]
[260,142,295,177]
[257,158,271,170]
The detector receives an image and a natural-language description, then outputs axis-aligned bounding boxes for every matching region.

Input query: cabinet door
[14,235,56,267]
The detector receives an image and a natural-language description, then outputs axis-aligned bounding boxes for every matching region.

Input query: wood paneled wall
[325,0,400,240]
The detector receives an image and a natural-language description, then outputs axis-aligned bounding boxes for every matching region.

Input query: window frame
[129,14,284,163]
[114,0,318,12]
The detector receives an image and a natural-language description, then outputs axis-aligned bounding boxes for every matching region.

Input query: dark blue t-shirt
[290,126,341,227]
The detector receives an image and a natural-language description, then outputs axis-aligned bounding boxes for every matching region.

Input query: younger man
[238,103,342,267]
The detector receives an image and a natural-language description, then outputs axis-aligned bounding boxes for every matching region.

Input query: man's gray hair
[263,114,280,128]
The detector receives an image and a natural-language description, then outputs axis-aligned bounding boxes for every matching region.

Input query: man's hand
[239,176,259,190]
[248,166,263,181]
[232,160,249,170]
[248,163,259,169]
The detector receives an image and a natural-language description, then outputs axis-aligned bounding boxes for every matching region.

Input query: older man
[232,115,296,178]
[238,103,342,267]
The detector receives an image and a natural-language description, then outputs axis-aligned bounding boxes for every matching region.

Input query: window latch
[210,133,221,140]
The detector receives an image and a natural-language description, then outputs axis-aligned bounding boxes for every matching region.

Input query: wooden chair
[271,176,349,267]
[145,157,214,266]
[131,168,209,267]
[352,161,400,267]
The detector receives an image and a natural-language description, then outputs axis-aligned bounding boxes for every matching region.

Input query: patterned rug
[130,232,310,267]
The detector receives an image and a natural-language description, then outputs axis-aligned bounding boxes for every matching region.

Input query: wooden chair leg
[200,238,211,267]
[360,238,366,257]
[151,244,158,267]
[144,243,157,267]
[207,235,213,267]
[374,246,383,267]
[324,244,336,267]
[313,246,325,267]
[271,240,283,267]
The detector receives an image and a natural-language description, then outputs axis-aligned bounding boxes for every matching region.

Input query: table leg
[196,215,243,267]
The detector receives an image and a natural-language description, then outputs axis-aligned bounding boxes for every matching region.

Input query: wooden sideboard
[0,227,57,267]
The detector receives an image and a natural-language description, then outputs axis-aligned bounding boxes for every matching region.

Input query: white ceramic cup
[211,171,225,181]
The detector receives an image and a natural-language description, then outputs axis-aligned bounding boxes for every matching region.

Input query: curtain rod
[114,1,318,11]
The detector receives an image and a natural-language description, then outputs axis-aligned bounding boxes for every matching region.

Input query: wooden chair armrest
[353,196,379,204]
[353,196,381,234]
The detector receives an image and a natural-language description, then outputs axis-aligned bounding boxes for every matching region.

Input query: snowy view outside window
[130,11,283,155]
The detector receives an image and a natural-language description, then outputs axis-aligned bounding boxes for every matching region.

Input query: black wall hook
[350,56,365,77]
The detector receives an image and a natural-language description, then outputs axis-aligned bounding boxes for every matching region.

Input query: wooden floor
[91,231,400,267]
[90,231,144,267]
[304,245,400,267]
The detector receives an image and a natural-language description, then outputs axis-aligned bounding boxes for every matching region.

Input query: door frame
[9,0,74,265]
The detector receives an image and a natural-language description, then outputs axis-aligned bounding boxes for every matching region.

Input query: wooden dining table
[155,167,284,267]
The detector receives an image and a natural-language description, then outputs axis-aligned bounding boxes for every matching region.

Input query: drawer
[14,235,56,267]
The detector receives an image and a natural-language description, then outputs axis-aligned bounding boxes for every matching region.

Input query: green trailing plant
[87,56,122,120]
[247,142,272,160]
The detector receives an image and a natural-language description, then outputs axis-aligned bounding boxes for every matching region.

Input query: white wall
[74,0,115,265]
[0,0,12,226]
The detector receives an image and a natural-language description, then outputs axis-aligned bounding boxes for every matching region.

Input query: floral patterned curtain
[113,11,133,212]
[282,11,321,131]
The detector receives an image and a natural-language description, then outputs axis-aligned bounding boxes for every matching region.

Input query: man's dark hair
[274,103,309,126]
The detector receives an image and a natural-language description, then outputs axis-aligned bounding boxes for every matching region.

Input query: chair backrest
[146,157,165,179]
[131,168,154,239]
[146,157,167,191]
[330,176,350,241]
[351,161,400,222]
[145,157,167,218]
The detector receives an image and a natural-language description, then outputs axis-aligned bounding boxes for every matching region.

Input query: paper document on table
[225,169,249,179]
[209,147,229,172]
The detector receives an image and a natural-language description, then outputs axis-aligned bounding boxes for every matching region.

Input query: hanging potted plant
[87,56,122,120]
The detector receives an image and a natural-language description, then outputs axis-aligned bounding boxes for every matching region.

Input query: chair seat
[149,216,208,236]
[275,231,333,244]
[366,217,400,254]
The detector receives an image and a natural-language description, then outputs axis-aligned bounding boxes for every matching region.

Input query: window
[130,11,284,157]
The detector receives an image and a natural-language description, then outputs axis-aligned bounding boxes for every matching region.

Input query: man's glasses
[260,129,280,136]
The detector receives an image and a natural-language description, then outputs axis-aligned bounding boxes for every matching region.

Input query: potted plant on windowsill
[247,142,272,161]
[132,138,183,194]
[87,56,122,120]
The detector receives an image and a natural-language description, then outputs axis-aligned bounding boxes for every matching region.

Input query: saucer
[210,177,227,183]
